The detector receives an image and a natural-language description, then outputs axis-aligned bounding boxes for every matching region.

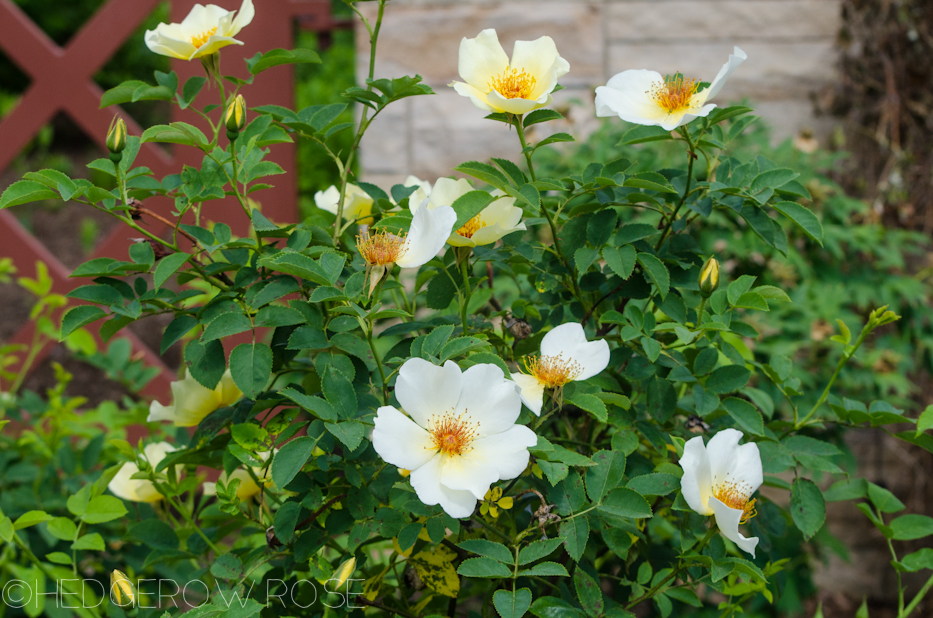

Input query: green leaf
[598,488,653,520]
[202,312,253,342]
[451,190,496,230]
[247,48,321,75]
[790,478,825,539]
[624,172,678,194]
[917,405,933,437]
[626,473,679,496]
[60,305,107,339]
[559,517,589,562]
[603,245,636,280]
[211,553,244,580]
[141,123,209,149]
[229,343,273,399]
[72,533,105,551]
[13,511,52,530]
[153,252,189,289]
[46,517,77,541]
[868,482,906,513]
[184,339,226,390]
[271,436,316,488]
[280,388,337,422]
[458,539,513,563]
[494,588,533,618]
[618,125,673,146]
[899,548,933,572]
[749,168,799,194]
[325,421,365,451]
[456,557,511,578]
[1,179,59,208]
[46,552,72,565]
[573,567,604,616]
[81,495,127,524]
[129,519,179,550]
[721,397,764,435]
[454,161,512,193]
[772,201,823,246]
[636,253,670,299]
[705,365,751,394]
[585,450,626,503]
[517,538,564,565]
[322,365,357,418]
[890,514,933,540]
[524,109,563,127]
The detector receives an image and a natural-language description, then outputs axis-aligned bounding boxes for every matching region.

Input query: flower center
[649,75,700,114]
[191,27,218,49]
[524,354,582,388]
[357,229,407,266]
[713,479,757,524]
[490,67,537,100]
[426,410,479,457]
[456,215,487,239]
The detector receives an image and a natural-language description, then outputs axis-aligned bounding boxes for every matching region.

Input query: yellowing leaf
[410,545,460,598]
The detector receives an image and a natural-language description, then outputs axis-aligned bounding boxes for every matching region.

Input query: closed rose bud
[225,94,246,139]
[698,256,720,298]
[106,116,127,160]
[110,570,135,608]
[332,557,356,589]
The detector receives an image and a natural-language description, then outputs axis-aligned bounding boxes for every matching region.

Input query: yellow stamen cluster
[426,410,479,457]
[456,215,487,239]
[357,229,407,266]
[191,27,218,49]
[649,75,700,113]
[524,354,582,388]
[490,67,537,100]
[714,480,758,524]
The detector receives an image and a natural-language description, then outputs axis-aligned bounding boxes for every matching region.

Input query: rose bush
[1,1,932,618]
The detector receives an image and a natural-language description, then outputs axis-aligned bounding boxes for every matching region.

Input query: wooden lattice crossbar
[0,0,347,398]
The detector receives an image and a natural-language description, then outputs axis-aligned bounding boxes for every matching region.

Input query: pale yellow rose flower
[410,178,526,248]
[108,442,177,503]
[144,0,255,60]
[147,369,241,427]
[450,29,569,115]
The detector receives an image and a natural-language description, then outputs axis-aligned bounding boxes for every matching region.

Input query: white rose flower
[357,203,456,293]
[679,428,762,557]
[372,358,537,518]
[450,29,569,115]
[314,184,374,224]
[108,442,177,504]
[511,322,610,416]
[147,369,241,427]
[595,47,747,131]
[144,0,255,60]
[410,178,526,247]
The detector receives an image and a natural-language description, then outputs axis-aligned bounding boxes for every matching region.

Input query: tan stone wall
[356,0,842,186]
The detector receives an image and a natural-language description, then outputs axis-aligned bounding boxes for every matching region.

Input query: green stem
[655,128,695,251]
[696,297,707,326]
[625,526,716,611]
[9,325,44,395]
[333,0,386,243]
[901,571,933,618]
[471,515,510,542]
[460,255,473,334]
[366,326,388,404]
[796,327,870,428]
[513,117,585,307]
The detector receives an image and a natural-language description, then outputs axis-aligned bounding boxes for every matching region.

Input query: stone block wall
[356,0,842,188]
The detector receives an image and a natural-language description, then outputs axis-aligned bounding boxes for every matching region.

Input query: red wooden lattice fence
[0,0,349,398]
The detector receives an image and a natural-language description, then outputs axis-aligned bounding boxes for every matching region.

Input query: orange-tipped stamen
[649,75,700,114]
[490,67,537,100]
[426,410,480,457]
[714,479,758,524]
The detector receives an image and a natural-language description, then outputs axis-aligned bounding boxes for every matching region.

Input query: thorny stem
[460,255,473,334]
[366,325,388,404]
